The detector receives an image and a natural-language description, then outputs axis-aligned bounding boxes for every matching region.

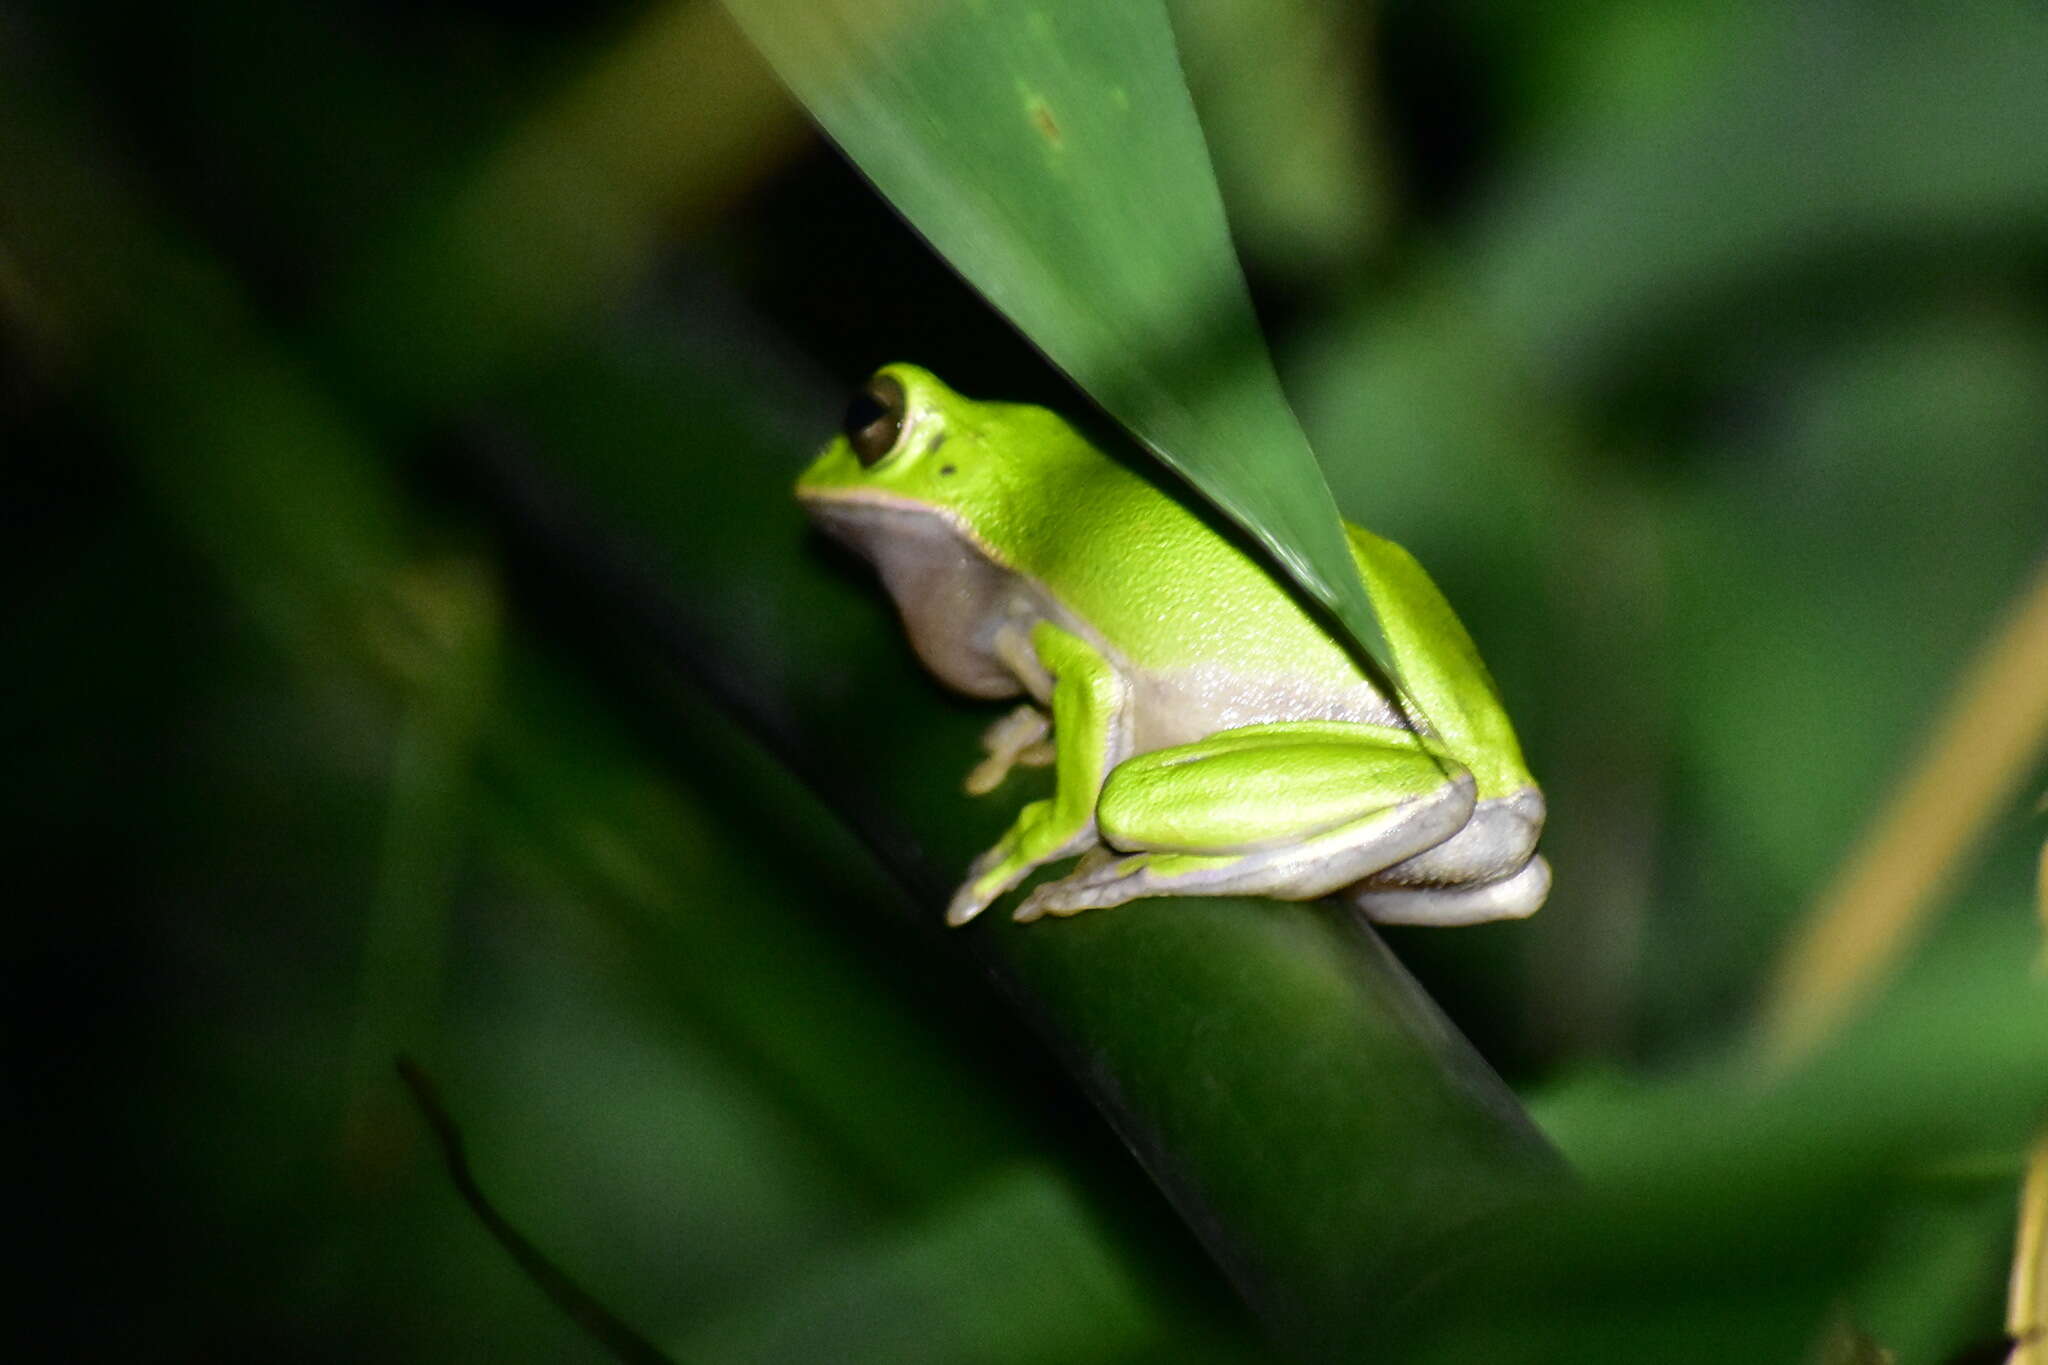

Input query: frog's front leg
[1014,720,1475,921]
[945,622,1128,926]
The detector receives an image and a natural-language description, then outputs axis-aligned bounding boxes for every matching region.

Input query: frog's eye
[844,374,907,467]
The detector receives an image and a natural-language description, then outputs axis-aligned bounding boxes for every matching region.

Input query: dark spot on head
[939,464,957,476]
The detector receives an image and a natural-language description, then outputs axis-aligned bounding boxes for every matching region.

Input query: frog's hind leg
[1348,788,1548,925]
[1350,854,1551,925]
[1014,720,1474,921]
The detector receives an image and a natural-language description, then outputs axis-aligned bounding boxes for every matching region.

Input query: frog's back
[996,441,1531,792]
[1004,448,1338,658]
[990,437,1394,741]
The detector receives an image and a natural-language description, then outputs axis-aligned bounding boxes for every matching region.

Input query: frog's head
[797,364,1082,697]
[795,364,1077,555]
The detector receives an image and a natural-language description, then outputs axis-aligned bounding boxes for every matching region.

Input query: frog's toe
[947,847,1008,924]
[1010,848,1116,921]
[945,880,997,927]
[965,705,1054,794]
[1015,869,1127,920]
[953,840,1087,925]
[1011,893,1050,923]
[961,760,1007,797]
[1017,851,1231,920]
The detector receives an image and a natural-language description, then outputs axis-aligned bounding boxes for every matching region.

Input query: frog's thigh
[1098,721,1464,853]
[1018,722,1473,918]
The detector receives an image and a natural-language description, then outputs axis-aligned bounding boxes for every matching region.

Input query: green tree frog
[797,365,1549,928]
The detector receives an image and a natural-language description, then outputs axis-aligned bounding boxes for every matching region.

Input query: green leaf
[717,0,1402,688]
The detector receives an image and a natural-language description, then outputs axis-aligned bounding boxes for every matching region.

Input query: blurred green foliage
[5,1,2047,1362]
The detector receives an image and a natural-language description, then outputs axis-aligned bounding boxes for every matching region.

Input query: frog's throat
[802,493,1031,699]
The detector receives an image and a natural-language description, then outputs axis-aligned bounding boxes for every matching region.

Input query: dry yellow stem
[1758,557,2048,1070]
[2037,832,2048,978]
[2011,838,2048,1365]
[2013,1132,2048,1364]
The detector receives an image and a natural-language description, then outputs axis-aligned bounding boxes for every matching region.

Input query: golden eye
[843,374,906,467]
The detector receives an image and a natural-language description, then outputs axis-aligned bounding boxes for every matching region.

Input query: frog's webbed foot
[1014,849,1219,922]
[964,704,1055,795]
[1349,854,1551,925]
[1349,789,1549,924]
[944,814,1098,926]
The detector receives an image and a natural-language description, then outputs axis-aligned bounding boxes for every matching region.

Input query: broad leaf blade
[719,0,1399,682]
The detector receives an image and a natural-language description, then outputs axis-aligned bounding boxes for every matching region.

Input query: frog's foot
[945,801,1099,926]
[1015,724,1477,920]
[1349,788,1549,925]
[1015,850,1226,921]
[1350,855,1551,925]
[964,705,1055,796]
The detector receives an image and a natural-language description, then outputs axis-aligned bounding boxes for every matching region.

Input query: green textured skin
[795,365,1536,803]
[1098,720,1456,850]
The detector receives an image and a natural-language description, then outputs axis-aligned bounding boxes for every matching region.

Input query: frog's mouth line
[798,490,1014,572]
